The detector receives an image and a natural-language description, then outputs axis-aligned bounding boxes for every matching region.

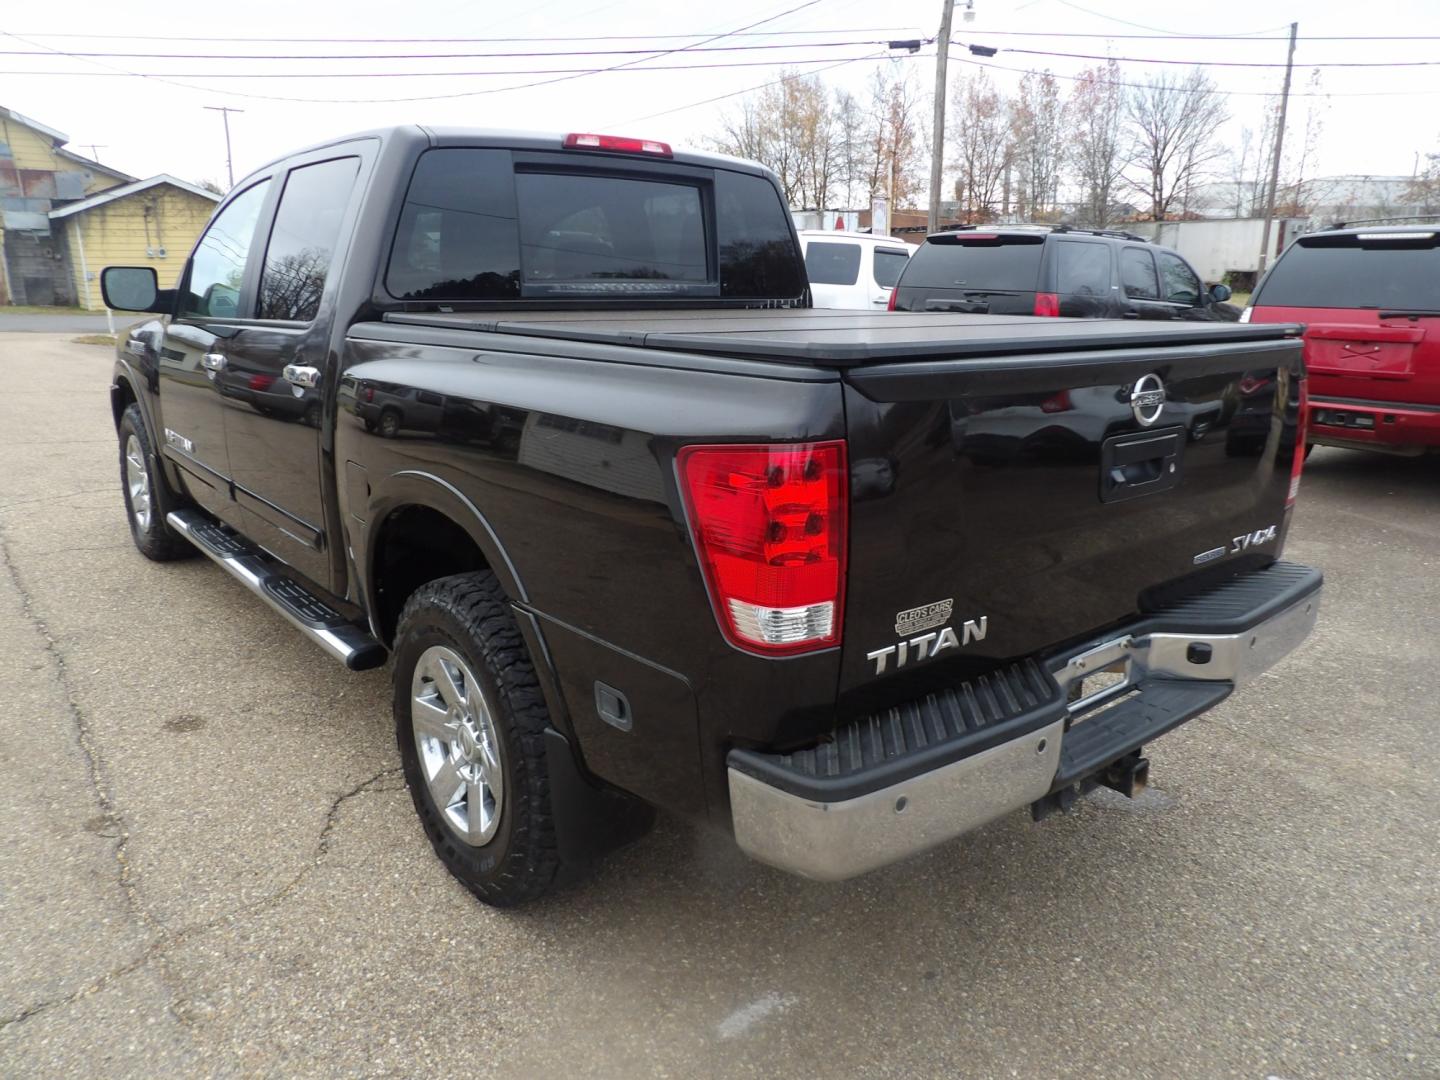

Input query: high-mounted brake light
[678,442,847,656]
[563,132,672,157]
[1033,292,1060,317]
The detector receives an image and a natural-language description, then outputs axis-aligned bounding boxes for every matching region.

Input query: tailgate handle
[1100,429,1183,504]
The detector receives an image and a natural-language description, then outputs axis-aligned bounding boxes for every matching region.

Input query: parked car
[1244,224,1440,456]
[101,128,1318,907]
[798,229,912,309]
[890,224,1237,321]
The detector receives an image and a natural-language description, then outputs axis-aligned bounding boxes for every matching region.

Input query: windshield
[1257,239,1440,310]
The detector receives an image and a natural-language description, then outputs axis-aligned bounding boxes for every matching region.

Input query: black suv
[890,224,1236,321]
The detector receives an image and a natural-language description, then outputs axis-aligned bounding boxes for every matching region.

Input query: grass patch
[72,334,117,346]
[1228,291,1252,308]
[1,304,89,315]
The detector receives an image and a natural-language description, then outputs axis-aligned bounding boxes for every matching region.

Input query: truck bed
[382,308,1301,366]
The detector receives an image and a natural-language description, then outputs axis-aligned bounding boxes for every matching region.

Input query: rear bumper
[727,562,1322,881]
[1309,396,1440,451]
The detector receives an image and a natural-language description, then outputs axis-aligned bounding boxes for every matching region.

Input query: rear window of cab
[386,147,805,303]
[1256,233,1440,310]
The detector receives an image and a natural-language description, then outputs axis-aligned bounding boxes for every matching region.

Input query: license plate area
[1099,427,1183,503]
[1312,407,1376,429]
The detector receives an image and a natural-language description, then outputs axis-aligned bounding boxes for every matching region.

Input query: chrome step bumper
[727,562,1322,882]
[167,509,387,671]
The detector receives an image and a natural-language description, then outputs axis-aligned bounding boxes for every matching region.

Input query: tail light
[678,441,847,656]
[364,386,375,402]
[248,373,275,391]
[1033,292,1060,317]
[886,288,899,311]
[1040,390,1072,413]
[1287,373,1308,507]
[563,133,672,157]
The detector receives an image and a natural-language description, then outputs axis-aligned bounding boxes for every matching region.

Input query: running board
[167,509,387,671]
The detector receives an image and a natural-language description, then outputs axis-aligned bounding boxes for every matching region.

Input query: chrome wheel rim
[124,434,152,531]
[411,645,503,846]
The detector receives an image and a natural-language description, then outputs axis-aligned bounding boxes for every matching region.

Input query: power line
[1,26,919,44]
[957,30,1440,42]
[996,45,1440,68]
[1053,0,1289,38]
[0,55,905,79]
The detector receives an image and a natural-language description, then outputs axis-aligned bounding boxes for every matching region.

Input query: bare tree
[1273,69,1327,218]
[1405,144,1440,215]
[1010,70,1064,220]
[713,71,841,209]
[1066,60,1125,226]
[861,67,927,209]
[947,69,1011,222]
[1123,68,1228,221]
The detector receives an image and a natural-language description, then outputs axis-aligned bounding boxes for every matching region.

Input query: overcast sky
[3,0,1437,193]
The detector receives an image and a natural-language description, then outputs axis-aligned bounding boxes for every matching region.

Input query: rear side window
[257,157,359,321]
[902,237,1043,291]
[386,149,520,301]
[516,172,707,291]
[1256,237,1440,309]
[804,242,861,285]
[873,247,909,288]
[1055,241,1110,296]
[1157,251,1200,305]
[1120,247,1159,300]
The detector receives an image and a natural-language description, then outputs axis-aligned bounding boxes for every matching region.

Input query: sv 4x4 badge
[867,600,988,675]
[1192,524,1278,564]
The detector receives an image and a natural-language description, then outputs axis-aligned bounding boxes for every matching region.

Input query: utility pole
[927,0,957,233]
[1257,22,1297,274]
[80,144,107,162]
[203,106,244,189]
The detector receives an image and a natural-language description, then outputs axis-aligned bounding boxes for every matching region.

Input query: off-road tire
[393,572,562,907]
[118,403,192,561]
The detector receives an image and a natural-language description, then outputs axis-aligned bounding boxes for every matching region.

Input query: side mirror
[1209,283,1232,303]
[101,266,172,313]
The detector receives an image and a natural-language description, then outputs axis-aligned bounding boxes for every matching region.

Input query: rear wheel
[378,409,401,438]
[393,572,562,907]
[118,404,191,561]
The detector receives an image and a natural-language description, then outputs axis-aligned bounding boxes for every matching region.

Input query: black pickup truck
[102,127,1321,907]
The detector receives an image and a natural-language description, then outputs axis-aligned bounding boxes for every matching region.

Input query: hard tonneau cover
[381,309,1302,367]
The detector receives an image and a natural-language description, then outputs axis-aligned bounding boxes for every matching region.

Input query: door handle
[202,351,227,371]
[283,363,322,388]
[1122,312,1140,319]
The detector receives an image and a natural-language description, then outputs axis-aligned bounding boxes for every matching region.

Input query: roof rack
[1327,215,1440,230]
[935,223,1152,243]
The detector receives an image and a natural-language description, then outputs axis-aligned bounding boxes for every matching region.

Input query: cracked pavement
[1,333,1437,1078]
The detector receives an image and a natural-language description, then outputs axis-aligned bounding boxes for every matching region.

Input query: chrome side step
[167,509,387,671]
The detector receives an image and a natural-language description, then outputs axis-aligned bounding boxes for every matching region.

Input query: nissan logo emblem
[1130,374,1166,426]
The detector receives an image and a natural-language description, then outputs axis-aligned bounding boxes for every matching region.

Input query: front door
[222,154,362,589]
[156,178,271,524]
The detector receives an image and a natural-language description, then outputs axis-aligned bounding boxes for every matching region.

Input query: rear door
[1053,239,1116,317]
[1119,245,1171,320]
[892,233,1044,314]
[870,244,910,309]
[836,330,1304,709]
[1249,231,1440,407]
[157,178,272,524]
[221,151,366,588]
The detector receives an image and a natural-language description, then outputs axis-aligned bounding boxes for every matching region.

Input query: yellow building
[50,176,221,310]
[1,105,219,308]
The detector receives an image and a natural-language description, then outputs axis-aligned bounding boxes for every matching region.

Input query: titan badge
[867,599,988,675]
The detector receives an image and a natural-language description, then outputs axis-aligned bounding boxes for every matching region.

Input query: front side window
[1056,241,1110,296]
[184,180,270,318]
[257,157,360,321]
[804,242,861,286]
[1121,247,1159,300]
[873,247,909,288]
[1157,251,1201,305]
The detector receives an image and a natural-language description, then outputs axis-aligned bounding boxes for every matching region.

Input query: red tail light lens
[1287,372,1308,507]
[248,374,275,391]
[678,442,847,655]
[1033,292,1060,317]
[364,386,375,402]
[563,132,672,157]
[1040,390,1072,414]
[886,287,899,311]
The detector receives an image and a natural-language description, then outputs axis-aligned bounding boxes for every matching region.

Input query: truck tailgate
[837,332,1305,706]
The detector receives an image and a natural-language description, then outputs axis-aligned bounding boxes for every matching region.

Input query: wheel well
[372,505,490,645]
[111,377,138,430]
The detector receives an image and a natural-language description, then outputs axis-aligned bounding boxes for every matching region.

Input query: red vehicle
[1245,225,1440,456]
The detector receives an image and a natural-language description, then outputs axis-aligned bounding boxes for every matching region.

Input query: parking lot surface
[1,333,1436,1079]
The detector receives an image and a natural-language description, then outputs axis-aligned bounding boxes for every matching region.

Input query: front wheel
[118,404,192,561]
[393,572,563,907]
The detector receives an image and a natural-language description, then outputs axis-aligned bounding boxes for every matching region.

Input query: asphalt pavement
[0,312,120,333]
[1,333,1436,1079]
